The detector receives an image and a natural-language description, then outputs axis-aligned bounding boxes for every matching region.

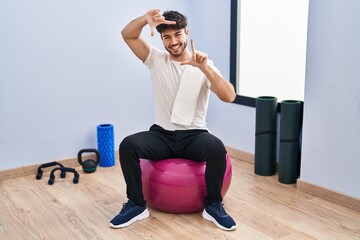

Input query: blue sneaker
[110,200,149,228]
[202,202,237,231]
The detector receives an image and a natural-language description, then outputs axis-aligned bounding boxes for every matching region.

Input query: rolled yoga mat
[278,100,303,184]
[254,96,278,176]
[97,124,115,167]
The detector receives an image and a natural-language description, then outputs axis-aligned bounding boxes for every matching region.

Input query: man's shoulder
[150,45,168,58]
[145,46,170,67]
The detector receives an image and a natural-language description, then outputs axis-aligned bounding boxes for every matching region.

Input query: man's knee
[119,135,133,152]
[205,137,226,158]
[119,134,140,160]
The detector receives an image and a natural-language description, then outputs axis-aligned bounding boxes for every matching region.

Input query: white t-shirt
[144,46,219,131]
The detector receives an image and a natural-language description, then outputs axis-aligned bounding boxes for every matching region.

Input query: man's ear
[184,28,189,36]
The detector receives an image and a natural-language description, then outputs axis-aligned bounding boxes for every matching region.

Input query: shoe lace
[120,200,135,214]
[210,202,227,215]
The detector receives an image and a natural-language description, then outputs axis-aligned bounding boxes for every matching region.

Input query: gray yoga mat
[278,100,303,184]
[254,96,278,176]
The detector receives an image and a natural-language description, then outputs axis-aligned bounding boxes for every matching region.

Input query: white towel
[171,65,205,126]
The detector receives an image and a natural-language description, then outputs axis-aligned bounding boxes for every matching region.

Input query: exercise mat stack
[254,96,278,176]
[278,100,303,184]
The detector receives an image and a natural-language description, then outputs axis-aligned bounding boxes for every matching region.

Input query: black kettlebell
[78,149,100,173]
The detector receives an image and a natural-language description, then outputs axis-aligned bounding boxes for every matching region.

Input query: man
[110,9,237,231]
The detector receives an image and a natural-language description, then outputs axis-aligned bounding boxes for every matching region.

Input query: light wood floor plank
[0,158,359,239]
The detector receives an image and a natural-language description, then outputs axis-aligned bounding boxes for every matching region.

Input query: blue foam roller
[97,124,115,167]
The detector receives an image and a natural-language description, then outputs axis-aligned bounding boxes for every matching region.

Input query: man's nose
[170,37,177,45]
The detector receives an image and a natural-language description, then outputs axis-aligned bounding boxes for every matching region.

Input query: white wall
[1,0,254,172]
[300,0,360,198]
[0,0,192,169]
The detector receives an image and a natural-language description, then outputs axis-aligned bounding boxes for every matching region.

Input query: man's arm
[121,14,149,62]
[121,9,176,62]
[203,65,236,103]
[181,39,236,103]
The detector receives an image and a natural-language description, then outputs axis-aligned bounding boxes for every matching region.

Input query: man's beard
[165,41,187,58]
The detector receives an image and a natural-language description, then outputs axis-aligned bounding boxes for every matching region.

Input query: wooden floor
[1,157,360,240]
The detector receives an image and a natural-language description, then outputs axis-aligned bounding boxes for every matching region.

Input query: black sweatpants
[119,124,227,206]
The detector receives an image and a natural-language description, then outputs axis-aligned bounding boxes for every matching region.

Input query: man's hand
[146,9,176,36]
[181,39,208,69]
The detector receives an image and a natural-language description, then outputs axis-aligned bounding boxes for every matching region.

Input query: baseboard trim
[225,146,254,164]
[297,179,360,212]
[0,157,81,182]
[1,147,359,213]
[0,153,121,182]
[0,147,250,182]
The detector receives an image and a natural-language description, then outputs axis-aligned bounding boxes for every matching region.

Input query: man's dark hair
[156,10,188,34]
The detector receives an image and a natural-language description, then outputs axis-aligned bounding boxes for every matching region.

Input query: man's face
[161,28,189,58]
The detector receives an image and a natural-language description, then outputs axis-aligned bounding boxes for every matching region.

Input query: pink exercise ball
[140,154,232,213]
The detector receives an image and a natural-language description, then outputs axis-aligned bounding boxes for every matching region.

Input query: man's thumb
[150,26,155,36]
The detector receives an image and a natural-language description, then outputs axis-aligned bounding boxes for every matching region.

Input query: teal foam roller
[254,96,278,176]
[97,124,115,167]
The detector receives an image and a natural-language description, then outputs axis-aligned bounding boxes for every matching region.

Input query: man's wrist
[199,62,213,73]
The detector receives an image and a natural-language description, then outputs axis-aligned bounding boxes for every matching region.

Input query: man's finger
[180,60,191,66]
[150,26,155,36]
[190,39,196,53]
[163,20,177,25]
